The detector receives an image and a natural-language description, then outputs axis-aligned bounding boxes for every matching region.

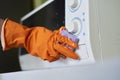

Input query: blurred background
[0,0,46,73]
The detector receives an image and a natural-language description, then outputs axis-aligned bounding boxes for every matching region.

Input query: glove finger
[54,27,78,48]
[47,52,60,62]
[46,52,60,62]
[56,34,78,49]
[59,26,66,31]
[46,56,58,62]
[37,51,60,62]
[54,42,79,59]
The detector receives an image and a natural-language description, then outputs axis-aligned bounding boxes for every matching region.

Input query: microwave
[19,0,95,71]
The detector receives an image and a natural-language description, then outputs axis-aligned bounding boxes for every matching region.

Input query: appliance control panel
[65,0,95,65]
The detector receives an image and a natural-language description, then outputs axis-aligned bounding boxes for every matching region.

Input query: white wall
[90,0,120,62]
[1,0,120,80]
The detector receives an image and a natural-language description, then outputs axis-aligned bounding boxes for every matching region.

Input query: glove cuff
[1,19,27,50]
[1,18,8,50]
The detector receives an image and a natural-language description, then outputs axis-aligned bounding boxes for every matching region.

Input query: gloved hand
[1,19,79,62]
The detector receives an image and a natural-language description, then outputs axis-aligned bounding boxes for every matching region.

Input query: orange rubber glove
[2,19,79,62]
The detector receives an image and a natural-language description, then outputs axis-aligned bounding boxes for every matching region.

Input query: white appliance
[18,0,95,70]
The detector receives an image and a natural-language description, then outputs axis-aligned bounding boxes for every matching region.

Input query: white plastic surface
[65,0,95,65]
